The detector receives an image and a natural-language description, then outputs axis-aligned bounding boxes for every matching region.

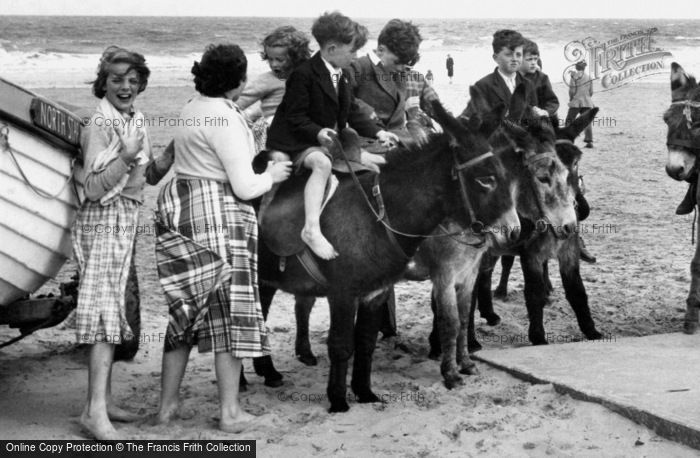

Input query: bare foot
[107,404,141,423]
[154,402,197,425]
[219,412,274,433]
[80,408,122,440]
[301,228,339,260]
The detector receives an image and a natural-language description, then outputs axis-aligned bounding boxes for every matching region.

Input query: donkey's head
[554,107,599,201]
[664,62,700,181]
[428,100,521,249]
[471,83,578,239]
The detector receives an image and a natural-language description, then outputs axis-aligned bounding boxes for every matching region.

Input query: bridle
[667,99,700,152]
[335,137,503,257]
[511,138,573,248]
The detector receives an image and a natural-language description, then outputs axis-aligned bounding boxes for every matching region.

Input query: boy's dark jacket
[267,52,381,155]
[523,70,559,116]
[461,67,538,118]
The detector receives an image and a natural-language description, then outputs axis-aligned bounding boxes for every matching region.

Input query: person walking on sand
[446,54,454,83]
[72,46,173,440]
[154,43,292,433]
[565,60,595,148]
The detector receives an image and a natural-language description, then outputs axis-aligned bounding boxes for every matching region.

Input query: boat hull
[0,77,84,306]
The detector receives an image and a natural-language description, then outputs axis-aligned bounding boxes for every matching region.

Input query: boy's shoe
[579,236,596,263]
[676,180,698,215]
[584,141,593,148]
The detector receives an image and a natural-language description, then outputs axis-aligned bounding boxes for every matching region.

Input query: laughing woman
[73,46,173,440]
[154,44,291,432]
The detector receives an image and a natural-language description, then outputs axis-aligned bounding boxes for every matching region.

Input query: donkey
[412,84,580,388]
[257,102,520,412]
[664,62,700,334]
[464,110,604,352]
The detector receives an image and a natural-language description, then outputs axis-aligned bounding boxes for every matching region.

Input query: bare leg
[216,354,255,432]
[156,345,191,424]
[106,363,140,422]
[80,342,121,440]
[300,151,338,260]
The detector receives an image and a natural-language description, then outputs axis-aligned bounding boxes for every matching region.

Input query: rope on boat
[1,123,77,200]
[0,316,55,349]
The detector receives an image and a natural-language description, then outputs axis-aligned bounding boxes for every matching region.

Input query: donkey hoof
[459,364,479,376]
[443,373,464,390]
[586,329,603,340]
[530,337,549,346]
[297,353,318,366]
[484,313,501,326]
[684,320,698,335]
[328,398,350,413]
[468,340,483,353]
[354,390,381,404]
[264,377,284,388]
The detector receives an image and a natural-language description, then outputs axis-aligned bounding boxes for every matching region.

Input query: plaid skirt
[71,197,140,344]
[156,177,270,357]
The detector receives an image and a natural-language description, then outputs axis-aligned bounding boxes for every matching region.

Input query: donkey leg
[521,254,549,345]
[457,282,479,375]
[252,285,283,387]
[352,291,390,403]
[477,255,501,326]
[326,294,359,413]
[559,240,602,340]
[434,281,463,389]
[467,287,482,353]
[428,291,442,359]
[494,255,515,300]
[295,295,318,365]
[685,258,700,334]
[543,261,554,300]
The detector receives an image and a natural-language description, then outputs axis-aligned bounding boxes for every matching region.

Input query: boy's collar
[320,54,342,75]
[497,67,517,80]
[369,51,381,66]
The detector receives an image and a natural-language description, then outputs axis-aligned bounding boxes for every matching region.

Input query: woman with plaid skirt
[154,44,291,432]
[72,47,173,440]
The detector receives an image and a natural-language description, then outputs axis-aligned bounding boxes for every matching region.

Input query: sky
[3,0,700,19]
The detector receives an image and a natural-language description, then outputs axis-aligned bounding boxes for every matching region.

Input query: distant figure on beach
[154,43,291,433]
[426,69,434,84]
[446,54,454,83]
[566,60,595,148]
[72,46,172,440]
[266,11,397,260]
[236,26,311,154]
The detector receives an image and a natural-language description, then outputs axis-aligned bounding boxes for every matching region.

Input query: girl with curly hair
[237,26,311,154]
[72,45,172,439]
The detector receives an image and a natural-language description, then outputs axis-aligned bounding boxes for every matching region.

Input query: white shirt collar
[321,55,342,78]
[368,51,381,66]
[497,68,517,93]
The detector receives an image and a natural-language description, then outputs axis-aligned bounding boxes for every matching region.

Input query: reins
[333,135,494,252]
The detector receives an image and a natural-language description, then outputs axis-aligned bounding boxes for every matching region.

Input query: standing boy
[518,39,559,119]
[461,29,537,119]
[565,60,595,148]
[267,12,398,260]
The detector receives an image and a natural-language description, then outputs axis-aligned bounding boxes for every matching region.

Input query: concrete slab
[473,332,700,450]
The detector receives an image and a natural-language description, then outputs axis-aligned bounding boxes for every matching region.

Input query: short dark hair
[378,19,422,66]
[92,46,150,99]
[311,11,368,51]
[492,29,525,54]
[261,26,311,68]
[523,38,539,56]
[192,44,247,97]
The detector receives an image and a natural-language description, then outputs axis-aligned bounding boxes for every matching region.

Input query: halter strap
[555,138,575,146]
[454,151,494,171]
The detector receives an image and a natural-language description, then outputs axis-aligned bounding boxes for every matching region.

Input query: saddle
[259,128,377,257]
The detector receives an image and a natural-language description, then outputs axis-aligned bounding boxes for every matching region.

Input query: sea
[1,16,700,89]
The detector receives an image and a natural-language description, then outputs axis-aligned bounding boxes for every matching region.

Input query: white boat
[0,76,84,311]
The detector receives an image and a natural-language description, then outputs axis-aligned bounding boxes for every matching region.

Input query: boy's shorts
[293,146,332,174]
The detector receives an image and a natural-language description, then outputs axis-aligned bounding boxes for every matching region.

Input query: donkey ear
[430,99,464,142]
[469,85,491,115]
[561,107,599,141]
[507,83,528,122]
[671,62,692,101]
[405,120,431,147]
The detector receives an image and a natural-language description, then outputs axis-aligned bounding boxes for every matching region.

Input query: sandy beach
[1,74,699,456]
